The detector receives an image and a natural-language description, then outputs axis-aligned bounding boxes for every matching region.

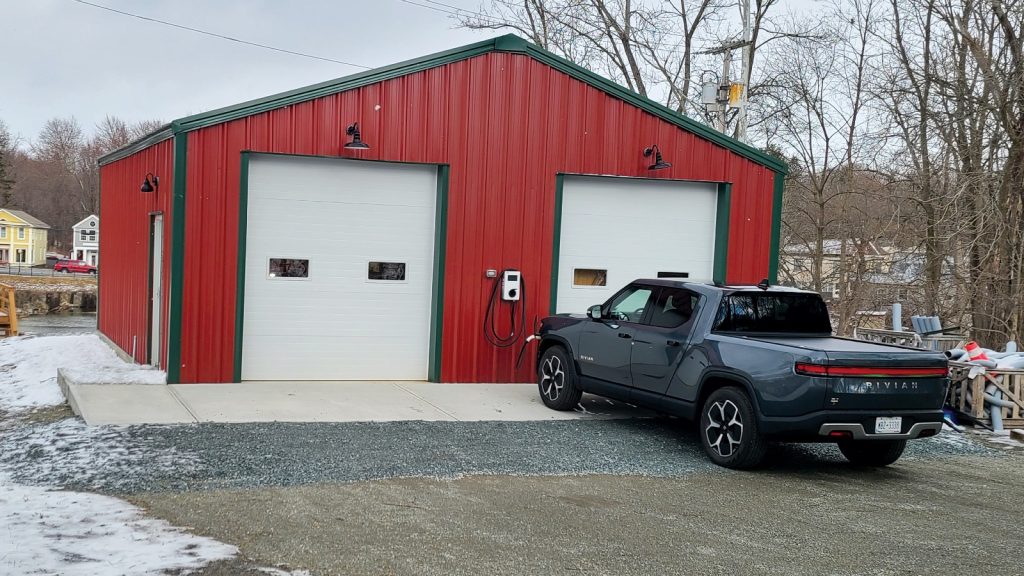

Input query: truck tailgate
[819,348,948,410]
[751,336,949,411]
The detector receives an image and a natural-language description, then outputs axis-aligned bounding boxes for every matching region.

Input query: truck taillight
[794,363,948,378]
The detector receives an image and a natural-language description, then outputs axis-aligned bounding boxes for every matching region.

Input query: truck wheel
[700,387,768,469]
[837,439,906,467]
[537,346,582,411]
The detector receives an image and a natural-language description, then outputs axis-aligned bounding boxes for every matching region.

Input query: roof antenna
[757,278,770,291]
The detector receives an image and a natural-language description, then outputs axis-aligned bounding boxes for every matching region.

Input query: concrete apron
[58,371,649,426]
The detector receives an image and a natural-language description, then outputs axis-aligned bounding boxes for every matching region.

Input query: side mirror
[588,305,603,320]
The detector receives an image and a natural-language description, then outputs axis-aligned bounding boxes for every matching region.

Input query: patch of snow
[0,419,201,491]
[0,335,164,412]
[0,473,237,576]
[977,429,1024,448]
[257,567,314,576]
[924,425,982,451]
[62,367,166,386]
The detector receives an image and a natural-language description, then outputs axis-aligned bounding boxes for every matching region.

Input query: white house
[72,215,99,266]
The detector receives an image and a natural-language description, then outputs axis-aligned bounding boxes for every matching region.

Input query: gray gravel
[0,416,999,494]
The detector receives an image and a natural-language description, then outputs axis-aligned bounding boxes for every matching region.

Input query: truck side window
[607,286,654,323]
[648,288,700,329]
[713,292,832,334]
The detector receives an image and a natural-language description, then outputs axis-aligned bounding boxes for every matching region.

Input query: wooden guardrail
[0,281,17,337]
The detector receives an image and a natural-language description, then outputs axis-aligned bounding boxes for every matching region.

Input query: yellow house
[0,209,50,266]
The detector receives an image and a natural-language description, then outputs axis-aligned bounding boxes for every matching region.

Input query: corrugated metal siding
[98,138,174,365]
[176,52,775,383]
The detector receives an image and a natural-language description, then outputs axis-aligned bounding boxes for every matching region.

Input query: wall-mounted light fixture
[140,173,159,193]
[344,122,370,149]
[643,145,672,170]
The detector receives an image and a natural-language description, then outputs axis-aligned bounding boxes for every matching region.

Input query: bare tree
[0,120,14,208]
[4,115,161,249]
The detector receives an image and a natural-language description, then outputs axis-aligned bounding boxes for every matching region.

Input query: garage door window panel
[367,261,407,282]
[573,268,607,287]
[267,258,310,279]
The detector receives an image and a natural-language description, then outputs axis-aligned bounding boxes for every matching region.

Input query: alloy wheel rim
[705,399,743,458]
[540,356,565,401]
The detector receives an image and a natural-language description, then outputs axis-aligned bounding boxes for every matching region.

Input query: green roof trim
[170,37,499,133]
[97,124,174,166]
[495,36,787,173]
[100,34,786,173]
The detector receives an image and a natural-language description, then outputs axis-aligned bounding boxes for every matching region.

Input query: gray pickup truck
[536,279,948,469]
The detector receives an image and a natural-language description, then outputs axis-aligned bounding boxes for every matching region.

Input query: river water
[17,312,97,337]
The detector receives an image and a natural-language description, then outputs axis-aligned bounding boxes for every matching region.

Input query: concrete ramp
[59,373,651,426]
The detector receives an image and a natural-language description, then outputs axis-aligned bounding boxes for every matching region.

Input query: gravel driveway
[0,416,998,493]
[137,454,1024,576]
[2,414,1019,575]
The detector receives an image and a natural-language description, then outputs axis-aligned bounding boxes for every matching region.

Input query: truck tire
[699,387,768,469]
[837,439,906,467]
[537,346,582,411]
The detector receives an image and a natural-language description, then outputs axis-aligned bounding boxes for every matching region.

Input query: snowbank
[0,474,237,575]
[0,335,164,412]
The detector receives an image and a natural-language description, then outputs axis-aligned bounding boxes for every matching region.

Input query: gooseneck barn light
[344,122,370,149]
[140,173,159,193]
[643,145,672,170]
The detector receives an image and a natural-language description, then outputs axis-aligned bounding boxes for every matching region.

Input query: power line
[69,0,373,69]
[396,0,698,52]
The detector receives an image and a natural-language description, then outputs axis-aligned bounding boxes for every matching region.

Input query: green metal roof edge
[97,124,175,166]
[494,35,787,173]
[170,36,502,132]
[100,34,787,174]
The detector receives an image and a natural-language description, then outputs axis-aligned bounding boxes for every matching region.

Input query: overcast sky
[1,0,820,147]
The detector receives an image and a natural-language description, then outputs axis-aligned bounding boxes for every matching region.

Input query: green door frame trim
[714,182,732,285]
[231,152,449,383]
[428,165,449,383]
[549,174,731,315]
[767,171,785,284]
[165,133,188,384]
[232,152,251,383]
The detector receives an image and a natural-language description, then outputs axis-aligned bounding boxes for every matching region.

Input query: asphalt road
[134,453,1024,576]
[0,265,95,277]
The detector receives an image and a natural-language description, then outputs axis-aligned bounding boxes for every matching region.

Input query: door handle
[666,340,681,347]
[618,333,632,339]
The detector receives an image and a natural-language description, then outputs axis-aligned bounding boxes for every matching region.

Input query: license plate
[875,417,902,434]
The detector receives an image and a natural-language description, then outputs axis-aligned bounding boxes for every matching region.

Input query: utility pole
[699,39,746,135]
[737,0,751,143]
[719,53,731,133]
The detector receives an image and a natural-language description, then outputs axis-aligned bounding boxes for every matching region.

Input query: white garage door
[242,155,437,381]
[556,175,718,314]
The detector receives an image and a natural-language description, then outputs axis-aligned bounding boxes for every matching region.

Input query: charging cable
[483,270,527,349]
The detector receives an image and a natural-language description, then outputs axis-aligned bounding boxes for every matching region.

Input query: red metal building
[98,35,787,385]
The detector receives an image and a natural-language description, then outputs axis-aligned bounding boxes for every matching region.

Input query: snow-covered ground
[0,335,238,575]
[0,334,163,413]
[0,473,237,575]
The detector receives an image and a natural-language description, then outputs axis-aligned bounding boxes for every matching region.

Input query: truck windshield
[713,292,832,334]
